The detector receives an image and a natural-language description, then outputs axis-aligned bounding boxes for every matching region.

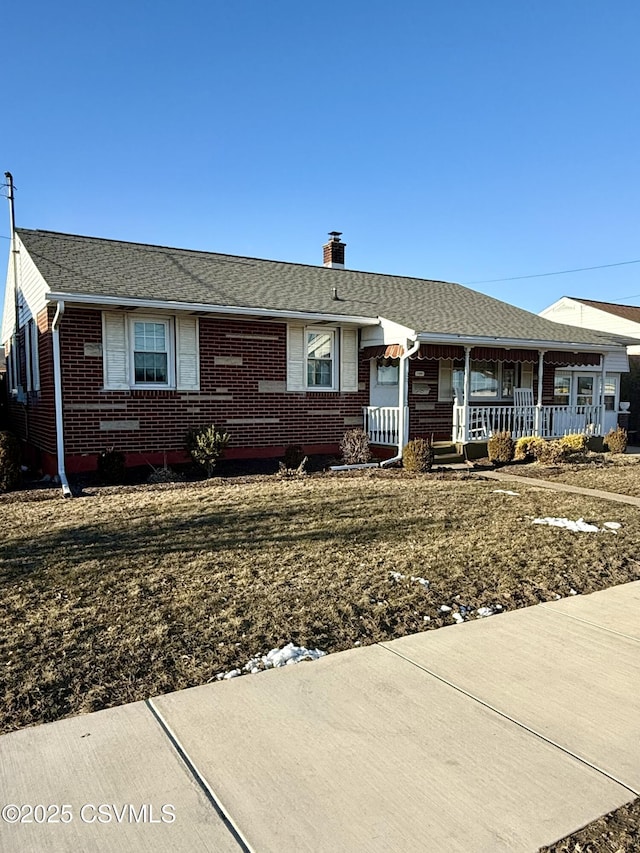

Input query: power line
[464,258,640,285]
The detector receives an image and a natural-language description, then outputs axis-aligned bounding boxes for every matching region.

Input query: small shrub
[559,433,588,460]
[187,424,230,477]
[0,430,21,491]
[340,429,372,465]
[402,437,433,473]
[605,426,628,454]
[532,438,566,464]
[278,456,308,479]
[147,466,185,484]
[283,444,305,470]
[488,431,514,464]
[97,447,126,484]
[514,436,537,462]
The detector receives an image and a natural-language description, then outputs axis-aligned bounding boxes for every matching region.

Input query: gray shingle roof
[17,229,629,348]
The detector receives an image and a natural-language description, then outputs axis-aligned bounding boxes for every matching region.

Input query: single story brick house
[2,229,633,493]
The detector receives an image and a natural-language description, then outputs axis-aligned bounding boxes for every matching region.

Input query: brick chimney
[323,232,346,269]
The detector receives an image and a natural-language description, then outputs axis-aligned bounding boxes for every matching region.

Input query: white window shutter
[103,312,129,389]
[340,328,359,392]
[31,320,40,392]
[287,325,305,391]
[25,321,32,392]
[176,316,200,391]
[438,359,453,401]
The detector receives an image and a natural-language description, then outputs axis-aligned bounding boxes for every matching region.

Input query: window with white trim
[132,319,170,385]
[286,324,358,393]
[25,319,40,393]
[102,311,199,391]
[439,360,534,402]
[305,327,337,389]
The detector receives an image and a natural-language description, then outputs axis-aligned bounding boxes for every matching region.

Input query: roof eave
[45,292,380,327]
[415,330,625,353]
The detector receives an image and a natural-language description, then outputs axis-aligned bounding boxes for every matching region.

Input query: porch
[452,403,604,443]
[363,403,605,447]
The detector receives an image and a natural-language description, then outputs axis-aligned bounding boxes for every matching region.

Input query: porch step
[431,442,465,465]
[433,452,466,465]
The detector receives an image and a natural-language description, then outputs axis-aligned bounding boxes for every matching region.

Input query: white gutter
[380,338,421,467]
[51,300,72,498]
[45,292,379,328]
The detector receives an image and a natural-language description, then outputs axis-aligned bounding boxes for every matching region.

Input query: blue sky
[2,1,639,315]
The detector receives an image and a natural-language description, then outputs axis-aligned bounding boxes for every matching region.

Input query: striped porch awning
[362,344,602,367]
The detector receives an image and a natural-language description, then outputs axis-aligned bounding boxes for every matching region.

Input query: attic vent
[323,232,346,269]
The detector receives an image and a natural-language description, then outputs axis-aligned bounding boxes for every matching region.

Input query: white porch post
[463,346,471,443]
[600,355,607,437]
[535,350,545,436]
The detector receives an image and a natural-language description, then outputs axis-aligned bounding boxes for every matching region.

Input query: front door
[555,372,619,434]
[369,358,400,408]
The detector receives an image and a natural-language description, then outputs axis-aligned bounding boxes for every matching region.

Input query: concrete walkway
[476,469,640,507]
[1,583,639,853]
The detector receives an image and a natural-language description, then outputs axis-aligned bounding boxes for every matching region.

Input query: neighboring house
[1,229,633,490]
[540,297,640,433]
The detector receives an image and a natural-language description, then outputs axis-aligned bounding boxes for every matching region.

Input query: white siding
[540,297,640,354]
[2,236,51,345]
[176,316,200,390]
[604,350,629,373]
[286,325,305,391]
[340,328,359,392]
[102,312,130,389]
[17,238,50,326]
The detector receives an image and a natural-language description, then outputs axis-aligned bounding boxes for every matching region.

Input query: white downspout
[380,338,421,467]
[51,301,72,497]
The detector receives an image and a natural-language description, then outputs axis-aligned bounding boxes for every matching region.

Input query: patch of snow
[569,588,578,596]
[389,571,430,589]
[423,616,431,622]
[532,516,599,533]
[476,605,503,618]
[216,642,327,681]
[439,605,452,613]
[222,669,241,680]
[603,522,621,533]
[452,613,464,624]
[493,489,520,496]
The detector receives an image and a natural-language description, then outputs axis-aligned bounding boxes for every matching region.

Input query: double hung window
[306,330,335,388]
[133,321,169,385]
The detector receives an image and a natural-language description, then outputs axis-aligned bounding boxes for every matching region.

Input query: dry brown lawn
[2,469,639,736]
[2,469,640,851]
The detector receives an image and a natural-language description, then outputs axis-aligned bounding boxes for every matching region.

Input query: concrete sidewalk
[1,583,639,853]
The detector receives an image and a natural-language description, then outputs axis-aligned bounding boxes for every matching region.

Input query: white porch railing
[363,406,408,446]
[453,404,603,443]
